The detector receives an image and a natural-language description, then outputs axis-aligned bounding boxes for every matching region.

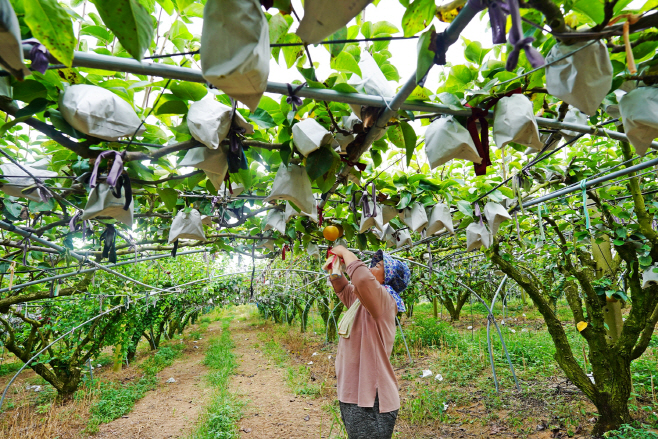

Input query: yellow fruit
[336,225,344,238]
[576,321,588,332]
[323,225,340,241]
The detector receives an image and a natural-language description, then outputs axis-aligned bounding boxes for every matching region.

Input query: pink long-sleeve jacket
[330,260,400,413]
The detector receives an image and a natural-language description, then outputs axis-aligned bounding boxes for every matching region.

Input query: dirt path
[230,321,336,438]
[95,328,219,439]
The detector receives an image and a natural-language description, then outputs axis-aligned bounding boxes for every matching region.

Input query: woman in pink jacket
[328,246,411,439]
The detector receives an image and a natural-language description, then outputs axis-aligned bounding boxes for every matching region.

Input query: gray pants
[339,394,398,439]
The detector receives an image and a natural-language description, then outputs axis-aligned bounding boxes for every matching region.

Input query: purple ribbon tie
[22,39,49,74]
[286,83,306,112]
[89,150,125,189]
[489,1,508,45]
[506,0,545,71]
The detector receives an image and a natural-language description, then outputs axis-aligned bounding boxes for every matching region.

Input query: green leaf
[173,0,193,13]
[330,51,362,77]
[326,26,348,58]
[91,0,155,61]
[273,0,292,13]
[361,22,372,39]
[157,188,178,210]
[613,290,629,301]
[280,33,305,68]
[436,92,465,111]
[233,168,253,191]
[572,0,605,24]
[249,108,276,129]
[418,178,441,191]
[457,200,474,218]
[24,0,75,67]
[450,65,475,85]
[186,172,205,190]
[170,82,207,101]
[373,21,399,36]
[397,191,412,209]
[400,121,417,166]
[155,0,175,15]
[331,83,359,94]
[306,147,335,180]
[280,141,292,166]
[371,150,382,168]
[15,98,50,118]
[464,40,491,65]
[28,198,56,213]
[401,0,435,37]
[416,26,435,84]
[0,116,30,135]
[268,13,292,45]
[3,200,22,219]
[155,100,188,115]
[639,255,652,267]
[387,124,404,149]
[47,109,84,138]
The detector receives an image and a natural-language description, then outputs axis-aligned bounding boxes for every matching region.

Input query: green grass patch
[256,330,321,396]
[604,424,658,438]
[191,324,242,439]
[84,343,185,433]
[0,360,22,377]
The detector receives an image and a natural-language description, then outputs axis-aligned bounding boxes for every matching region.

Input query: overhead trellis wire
[0,249,208,296]
[144,35,420,60]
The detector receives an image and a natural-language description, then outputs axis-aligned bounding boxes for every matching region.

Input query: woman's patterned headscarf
[370,250,411,313]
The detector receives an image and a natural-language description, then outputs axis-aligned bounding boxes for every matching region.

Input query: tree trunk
[298,298,314,333]
[126,330,143,362]
[318,297,344,342]
[441,291,469,321]
[433,297,438,319]
[591,357,633,435]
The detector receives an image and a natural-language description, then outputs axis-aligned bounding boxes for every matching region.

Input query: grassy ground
[0,310,221,438]
[251,298,658,438]
[189,311,243,439]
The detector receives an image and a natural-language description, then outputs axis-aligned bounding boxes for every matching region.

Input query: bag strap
[99,224,117,263]
[465,87,522,176]
[110,174,133,211]
[89,150,125,189]
[506,0,544,71]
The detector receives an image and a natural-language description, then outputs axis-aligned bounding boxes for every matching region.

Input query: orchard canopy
[1,0,658,435]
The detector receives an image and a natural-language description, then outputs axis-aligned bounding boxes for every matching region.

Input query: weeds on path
[84,344,185,433]
[190,322,243,439]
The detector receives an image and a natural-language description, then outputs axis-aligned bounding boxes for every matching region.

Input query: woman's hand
[332,245,358,266]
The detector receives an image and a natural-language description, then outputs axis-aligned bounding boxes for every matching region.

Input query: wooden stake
[582,345,589,373]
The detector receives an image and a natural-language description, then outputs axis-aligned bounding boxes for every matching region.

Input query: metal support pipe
[522,155,658,209]
[0,249,207,295]
[23,46,656,151]
[0,220,167,292]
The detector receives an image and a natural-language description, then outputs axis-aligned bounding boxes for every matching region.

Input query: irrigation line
[455,276,521,393]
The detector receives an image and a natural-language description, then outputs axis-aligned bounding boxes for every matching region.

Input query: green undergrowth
[604,424,658,438]
[257,330,322,397]
[83,343,185,433]
[0,360,22,377]
[190,322,242,439]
